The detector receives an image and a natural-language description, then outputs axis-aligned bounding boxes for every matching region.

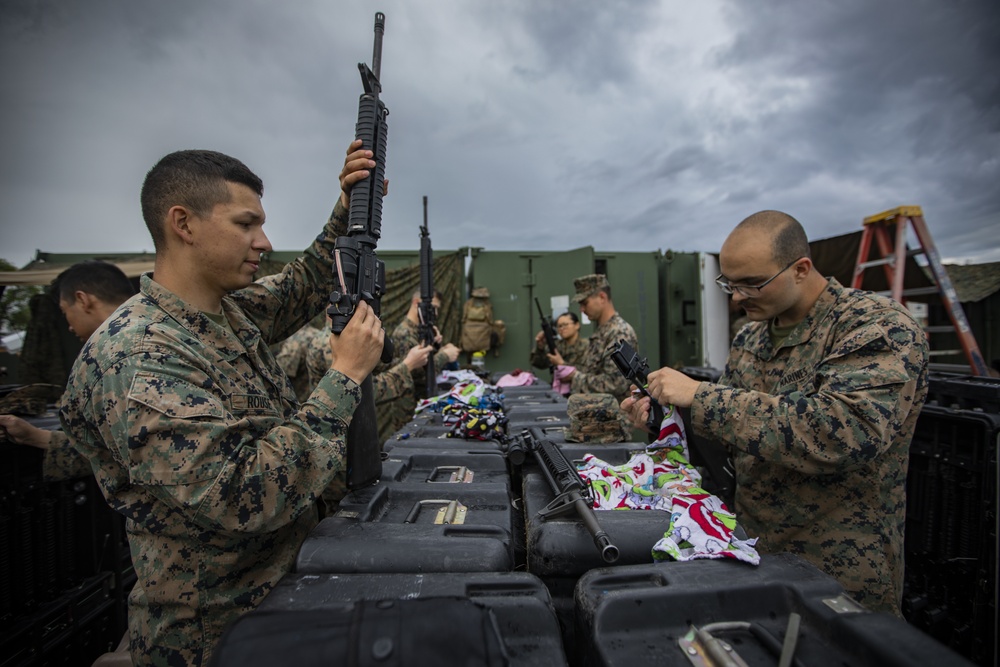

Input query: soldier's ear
[75,290,95,312]
[792,258,812,282]
[165,205,197,245]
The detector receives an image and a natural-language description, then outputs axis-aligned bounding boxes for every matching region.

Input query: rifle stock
[328,12,392,490]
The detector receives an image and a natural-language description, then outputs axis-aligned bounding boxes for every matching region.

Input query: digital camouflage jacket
[60,201,361,666]
[530,335,589,370]
[690,279,928,615]
[570,312,637,401]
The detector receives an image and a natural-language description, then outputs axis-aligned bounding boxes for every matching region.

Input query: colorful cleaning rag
[573,402,759,565]
[415,378,504,414]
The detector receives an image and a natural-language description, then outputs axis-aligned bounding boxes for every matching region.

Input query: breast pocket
[126,371,230,486]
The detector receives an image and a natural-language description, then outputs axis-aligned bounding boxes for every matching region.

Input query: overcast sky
[1,0,998,269]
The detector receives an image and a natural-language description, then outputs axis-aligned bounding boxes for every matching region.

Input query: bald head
[730,210,811,267]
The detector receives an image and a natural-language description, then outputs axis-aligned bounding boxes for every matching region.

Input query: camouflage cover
[565,393,630,443]
[0,383,63,416]
[571,273,610,303]
[689,279,929,615]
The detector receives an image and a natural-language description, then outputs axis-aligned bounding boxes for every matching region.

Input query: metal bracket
[404,499,468,525]
[427,466,475,483]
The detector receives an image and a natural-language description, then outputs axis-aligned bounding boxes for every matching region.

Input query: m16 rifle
[507,427,619,563]
[328,12,393,490]
[418,195,438,397]
[609,338,664,440]
[534,298,558,372]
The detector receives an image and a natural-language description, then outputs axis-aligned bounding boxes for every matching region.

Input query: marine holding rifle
[59,143,385,666]
[620,210,929,615]
[552,273,637,402]
[530,311,588,370]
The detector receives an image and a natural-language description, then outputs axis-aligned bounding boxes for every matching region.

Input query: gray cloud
[0,0,997,269]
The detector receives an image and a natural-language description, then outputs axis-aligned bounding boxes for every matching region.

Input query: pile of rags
[576,403,759,565]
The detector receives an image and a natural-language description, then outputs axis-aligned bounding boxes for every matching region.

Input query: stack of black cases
[209,375,988,667]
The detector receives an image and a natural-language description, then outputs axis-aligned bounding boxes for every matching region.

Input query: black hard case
[903,404,998,667]
[296,480,516,574]
[574,553,973,667]
[216,571,568,667]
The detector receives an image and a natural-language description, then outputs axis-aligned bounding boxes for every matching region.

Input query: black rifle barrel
[419,195,436,397]
[371,12,385,81]
[534,298,558,372]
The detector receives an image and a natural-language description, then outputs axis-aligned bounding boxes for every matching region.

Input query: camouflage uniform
[43,430,93,481]
[530,335,589,370]
[305,330,415,446]
[569,313,637,401]
[689,279,928,615]
[564,393,631,443]
[275,325,326,403]
[59,201,361,666]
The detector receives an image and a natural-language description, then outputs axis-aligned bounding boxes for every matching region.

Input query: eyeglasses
[556,322,574,329]
[715,258,802,298]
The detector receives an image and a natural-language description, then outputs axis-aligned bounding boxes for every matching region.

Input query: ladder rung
[928,350,964,357]
[858,248,924,272]
[859,258,894,270]
[924,326,957,334]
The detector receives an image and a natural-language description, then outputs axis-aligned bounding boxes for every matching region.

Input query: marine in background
[0,260,135,481]
[530,311,588,370]
[551,273,638,401]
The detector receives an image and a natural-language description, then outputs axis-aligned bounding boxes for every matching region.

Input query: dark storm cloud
[0,0,997,269]
[492,0,661,89]
[707,0,1000,257]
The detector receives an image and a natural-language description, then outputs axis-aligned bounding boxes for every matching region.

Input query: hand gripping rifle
[510,427,619,563]
[418,195,438,397]
[328,12,393,490]
[609,338,664,441]
[534,298,558,372]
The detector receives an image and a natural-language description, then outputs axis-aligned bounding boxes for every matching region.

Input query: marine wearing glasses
[715,258,803,297]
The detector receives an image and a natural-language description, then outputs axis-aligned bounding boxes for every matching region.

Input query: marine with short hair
[553,273,638,401]
[622,210,929,615]
[59,142,385,665]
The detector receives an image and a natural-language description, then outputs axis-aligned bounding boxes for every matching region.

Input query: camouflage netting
[377,252,463,346]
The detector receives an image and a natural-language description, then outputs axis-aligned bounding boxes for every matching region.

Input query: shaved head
[732,210,811,267]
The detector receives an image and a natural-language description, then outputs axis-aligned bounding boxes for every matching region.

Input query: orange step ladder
[851,206,988,376]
